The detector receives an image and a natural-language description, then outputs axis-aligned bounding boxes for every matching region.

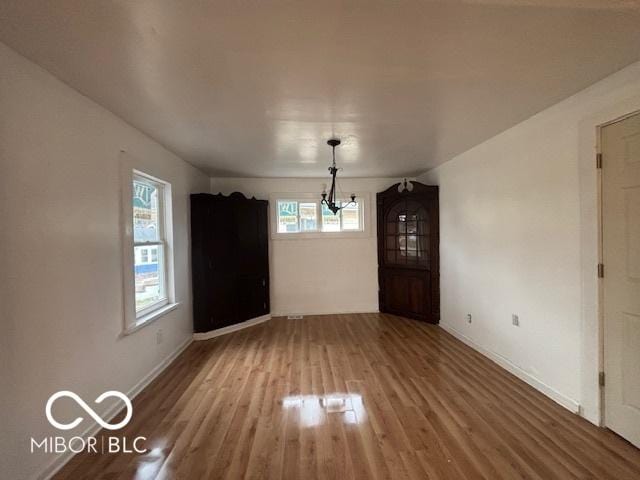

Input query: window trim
[132,172,169,316]
[270,192,370,240]
[120,165,178,335]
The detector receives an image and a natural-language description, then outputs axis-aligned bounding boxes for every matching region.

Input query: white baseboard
[271,307,379,318]
[193,314,271,340]
[36,336,193,480]
[440,323,580,414]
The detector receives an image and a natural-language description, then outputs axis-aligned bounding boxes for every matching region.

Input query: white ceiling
[1,1,640,177]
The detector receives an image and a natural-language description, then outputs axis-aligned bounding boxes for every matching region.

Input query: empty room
[2,1,640,479]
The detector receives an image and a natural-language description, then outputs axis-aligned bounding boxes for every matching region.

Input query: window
[275,197,363,235]
[321,203,340,232]
[131,172,172,320]
[277,201,299,233]
[341,202,360,231]
[299,202,318,232]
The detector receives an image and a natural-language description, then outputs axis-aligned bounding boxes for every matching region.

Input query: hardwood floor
[55,313,640,479]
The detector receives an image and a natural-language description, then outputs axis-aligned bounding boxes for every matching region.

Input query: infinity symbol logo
[45,391,133,431]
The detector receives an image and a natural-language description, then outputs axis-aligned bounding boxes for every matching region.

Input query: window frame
[121,166,178,335]
[270,192,369,240]
[132,172,170,317]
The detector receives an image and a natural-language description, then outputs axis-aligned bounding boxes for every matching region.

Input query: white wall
[419,60,640,423]
[0,42,209,480]
[210,177,400,317]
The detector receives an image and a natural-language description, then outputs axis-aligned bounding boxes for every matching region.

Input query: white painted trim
[596,108,640,432]
[119,152,177,335]
[127,337,193,399]
[272,307,379,318]
[440,323,581,414]
[35,336,193,480]
[272,230,370,241]
[193,314,272,340]
[578,94,640,426]
[120,302,181,336]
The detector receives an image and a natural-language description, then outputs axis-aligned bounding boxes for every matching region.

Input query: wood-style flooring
[55,313,640,479]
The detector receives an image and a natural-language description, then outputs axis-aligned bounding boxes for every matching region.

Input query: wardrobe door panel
[208,198,238,329]
[237,276,268,321]
[234,200,261,276]
[258,202,270,313]
[190,194,210,332]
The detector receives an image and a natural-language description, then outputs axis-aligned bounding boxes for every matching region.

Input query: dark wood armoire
[191,192,270,334]
[377,182,439,323]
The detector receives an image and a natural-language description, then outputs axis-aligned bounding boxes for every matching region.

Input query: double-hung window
[131,171,172,322]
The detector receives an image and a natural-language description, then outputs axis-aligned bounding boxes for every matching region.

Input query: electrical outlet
[466,314,472,324]
[156,328,164,345]
[512,314,519,327]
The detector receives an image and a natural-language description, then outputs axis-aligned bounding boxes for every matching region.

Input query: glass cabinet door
[384,200,429,267]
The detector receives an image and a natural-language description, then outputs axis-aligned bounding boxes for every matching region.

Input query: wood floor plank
[53,313,640,480]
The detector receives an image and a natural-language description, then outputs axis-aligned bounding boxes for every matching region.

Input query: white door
[602,111,640,448]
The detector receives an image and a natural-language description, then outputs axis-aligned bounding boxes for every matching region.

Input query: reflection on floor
[281,393,365,427]
[55,313,640,479]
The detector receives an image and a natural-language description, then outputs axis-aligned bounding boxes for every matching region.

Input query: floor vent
[287,315,304,320]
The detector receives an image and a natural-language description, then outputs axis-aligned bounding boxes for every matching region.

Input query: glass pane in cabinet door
[398,216,407,233]
[406,235,418,257]
[398,235,407,256]
[418,235,428,256]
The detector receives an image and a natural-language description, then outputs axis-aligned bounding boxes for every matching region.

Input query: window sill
[271,230,370,241]
[121,302,181,336]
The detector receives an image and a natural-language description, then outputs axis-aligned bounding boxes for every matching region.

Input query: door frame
[575,89,640,426]
[596,108,640,428]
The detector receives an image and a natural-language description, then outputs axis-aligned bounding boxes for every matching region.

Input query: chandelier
[321,139,356,215]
